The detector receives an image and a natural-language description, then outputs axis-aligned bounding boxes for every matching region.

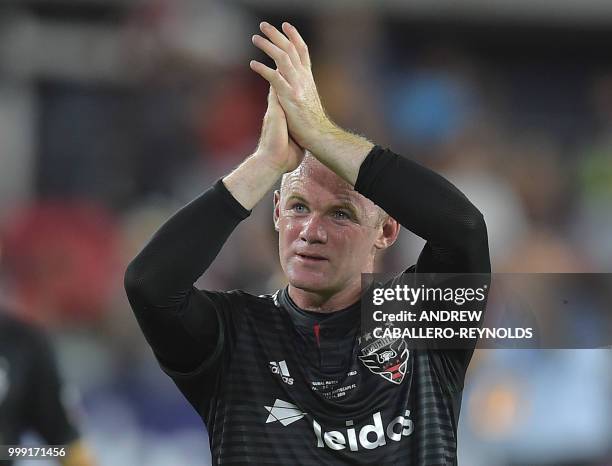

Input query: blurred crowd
[0,1,610,465]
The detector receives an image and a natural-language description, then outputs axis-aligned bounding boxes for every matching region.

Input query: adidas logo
[265,399,306,426]
[269,360,294,385]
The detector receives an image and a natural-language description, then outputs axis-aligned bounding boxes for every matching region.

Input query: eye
[291,203,308,213]
[333,210,351,220]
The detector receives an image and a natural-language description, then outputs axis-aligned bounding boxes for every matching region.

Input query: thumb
[269,86,278,100]
[265,86,275,114]
[263,86,278,122]
[269,86,283,107]
[266,86,286,122]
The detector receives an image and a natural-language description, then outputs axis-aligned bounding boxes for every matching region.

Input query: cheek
[278,219,300,253]
[329,229,374,260]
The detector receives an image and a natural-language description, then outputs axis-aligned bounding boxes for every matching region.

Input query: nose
[299,215,328,244]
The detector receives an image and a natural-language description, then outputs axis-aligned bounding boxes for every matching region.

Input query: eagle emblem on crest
[359,336,409,385]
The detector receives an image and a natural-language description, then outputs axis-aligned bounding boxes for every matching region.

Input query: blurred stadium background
[0,1,611,465]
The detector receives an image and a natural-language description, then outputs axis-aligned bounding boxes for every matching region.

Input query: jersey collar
[277,286,361,335]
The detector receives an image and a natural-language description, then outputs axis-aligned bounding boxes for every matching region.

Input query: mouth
[295,253,328,263]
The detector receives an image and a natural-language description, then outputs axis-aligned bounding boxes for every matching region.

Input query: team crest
[359,336,409,385]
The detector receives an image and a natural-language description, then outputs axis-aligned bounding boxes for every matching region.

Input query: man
[0,313,96,466]
[0,244,96,466]
[124,21,490,465]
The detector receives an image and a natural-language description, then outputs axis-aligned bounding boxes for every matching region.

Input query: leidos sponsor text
[313,410,414,451]
[266,400,415,452]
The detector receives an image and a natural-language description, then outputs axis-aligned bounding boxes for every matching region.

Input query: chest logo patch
[358,337,409,385]
[265,399,306,426]
[269,360,294,385]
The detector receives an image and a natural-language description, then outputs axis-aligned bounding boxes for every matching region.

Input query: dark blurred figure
[0,245,96,466]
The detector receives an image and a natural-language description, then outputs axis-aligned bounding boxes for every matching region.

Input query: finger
[281,22,311,68]
[259,21,302,69]
[252,34,298,84]
[262,88,280,132]
[249,60,291,93]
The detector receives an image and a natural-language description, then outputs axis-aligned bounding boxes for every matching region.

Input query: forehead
[280,157,372,212]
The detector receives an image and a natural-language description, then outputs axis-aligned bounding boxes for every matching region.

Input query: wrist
[222,151,286,211]
[296,120,374,186]
[251,149,294,175]
[299,118,338,153]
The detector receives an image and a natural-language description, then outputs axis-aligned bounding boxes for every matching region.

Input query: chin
[286,270,330,294]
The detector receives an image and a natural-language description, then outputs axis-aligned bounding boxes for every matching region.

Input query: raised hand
[250,22,333,151]
[256,86,305,174]
[221,85,305,211]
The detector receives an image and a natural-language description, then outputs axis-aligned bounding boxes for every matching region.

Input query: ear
[273,190,281,232]
[373,216,400,250]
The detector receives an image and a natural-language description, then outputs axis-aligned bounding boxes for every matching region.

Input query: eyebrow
[285,194,309,205]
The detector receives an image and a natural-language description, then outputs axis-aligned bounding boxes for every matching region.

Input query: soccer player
[0,310,96,466]
[124,21,490,465]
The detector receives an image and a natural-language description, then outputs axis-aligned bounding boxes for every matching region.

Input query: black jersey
[125,145,491,465]
[0,312,79,465]
[161,285,470,465]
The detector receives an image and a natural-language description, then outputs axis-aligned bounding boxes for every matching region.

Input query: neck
[288,277,362,313]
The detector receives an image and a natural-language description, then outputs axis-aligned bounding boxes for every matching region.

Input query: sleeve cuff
[215,178,252,221]
[354,145,396,198]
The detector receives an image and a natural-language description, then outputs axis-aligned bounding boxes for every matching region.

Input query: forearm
[222,150,286,210]
[125,148,286,306]
[302,125,485,249]
[355,146,490,271]
[302,121,374,186]
[124,82,297,371]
